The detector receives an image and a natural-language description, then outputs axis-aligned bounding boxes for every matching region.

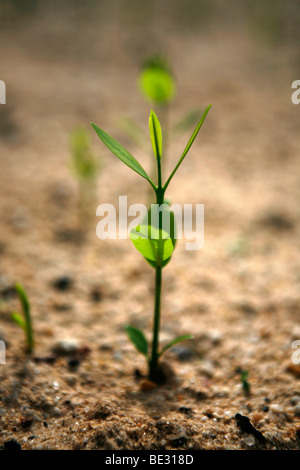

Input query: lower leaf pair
[125,325,193,362]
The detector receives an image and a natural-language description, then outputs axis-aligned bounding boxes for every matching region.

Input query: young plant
[11,283,34,354]
[69,127,101,228]
[91,104,211,383]
[240,369,251,394]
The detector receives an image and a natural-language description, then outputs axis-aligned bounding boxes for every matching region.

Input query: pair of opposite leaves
[91,105,211,267]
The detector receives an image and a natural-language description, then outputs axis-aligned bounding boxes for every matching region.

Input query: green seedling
[69,127,101,227]
[240,369,251,394]
[91,103,211,383]
[11,283,34,354]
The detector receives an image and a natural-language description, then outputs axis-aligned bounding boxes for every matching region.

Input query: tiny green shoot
[11,283,34,354]
[91,104,211,383]
[240,369,251,394]
[69,127,101,227]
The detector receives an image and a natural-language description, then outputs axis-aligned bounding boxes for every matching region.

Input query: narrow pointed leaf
[149,110,162,160]
[159,334,194,357]
[15,283,30,318]
[125,325,148,357]
[15,283,34,353]
[164,104,212,190]
[91,123,154,186]
[11,312,26,331]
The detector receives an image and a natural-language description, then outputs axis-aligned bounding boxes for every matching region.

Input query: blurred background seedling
[69,127,101,231]
[240,369,251,394]
[119,53,203,188]
[139,54,204,142]
[11,283,34,354]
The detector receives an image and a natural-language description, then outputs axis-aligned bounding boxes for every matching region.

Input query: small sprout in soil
[11,283,34,354]
[240,369,251,394]
[69,127,101,227]
[91,104,211,383]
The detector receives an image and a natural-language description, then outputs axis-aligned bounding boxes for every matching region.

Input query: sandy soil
[0,3,300,450]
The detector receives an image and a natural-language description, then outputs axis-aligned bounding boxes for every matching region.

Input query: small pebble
[68,357,80,369]
[251,412,264,424]
[139,380,157,392]
[179,406,193,415]
[52,276,73,291]
[51,339,79,356]
[270,404,284,414]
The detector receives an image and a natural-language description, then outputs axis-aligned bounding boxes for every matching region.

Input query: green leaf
[129,205,177,267]
[159,334,194,357]
[130,225,174,266]
[164,104,212,190]
[149,110,162,160]
[125,325,148,357]
[15,283,34,353]
[11,312,26,331]
[91,123,154,187]
[15,283,30,319]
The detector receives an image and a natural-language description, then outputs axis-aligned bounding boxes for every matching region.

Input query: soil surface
[0,2,300,450]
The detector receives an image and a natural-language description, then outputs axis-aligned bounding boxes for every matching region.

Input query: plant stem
[149,263,162,382]
[26,316,34,354]
[23,300,33,354]
[148,153,164,382]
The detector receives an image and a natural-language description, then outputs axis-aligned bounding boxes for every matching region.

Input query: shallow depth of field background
[1,0,300,451]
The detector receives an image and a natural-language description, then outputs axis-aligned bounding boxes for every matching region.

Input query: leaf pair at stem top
[91,104,211,193]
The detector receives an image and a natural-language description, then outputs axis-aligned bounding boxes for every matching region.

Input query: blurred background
[0,0,300,348]
[1,2,300,450]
